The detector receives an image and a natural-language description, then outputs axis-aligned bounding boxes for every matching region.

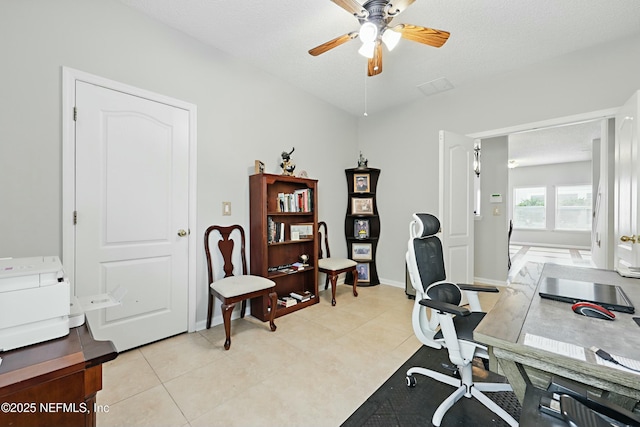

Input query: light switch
[223,202,231,216]
[493,207,501,216]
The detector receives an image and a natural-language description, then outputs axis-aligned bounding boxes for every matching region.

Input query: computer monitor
[538,277,635,314]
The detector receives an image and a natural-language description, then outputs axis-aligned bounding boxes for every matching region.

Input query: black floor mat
[341,346,521,427]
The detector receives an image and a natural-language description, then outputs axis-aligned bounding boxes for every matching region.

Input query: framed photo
[352,243,372,261]
[290,223,313,240]
[356,263,370,282]
[354,219,370,239]
[354,173,370,193]
[351,197,373,215]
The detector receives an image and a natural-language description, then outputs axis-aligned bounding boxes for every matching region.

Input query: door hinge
[73,211,78,225]
[73,106,77,121]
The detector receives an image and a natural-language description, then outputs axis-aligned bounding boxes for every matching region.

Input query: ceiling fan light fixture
[359,22,378,44]
[358,41,376,58]
[381,28,401,51]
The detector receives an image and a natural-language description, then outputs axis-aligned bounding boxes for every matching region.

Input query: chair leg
[471,387,519,427]
[268,291,277,332]
[221,302,234,350]
[351,267,359,298]
[329,273,338,306]
[240,300,247,318]
[206,292,214,329]
[324,274,329,290]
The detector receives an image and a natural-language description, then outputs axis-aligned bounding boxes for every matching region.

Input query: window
[513,187,546,229]
[556,185,592,230]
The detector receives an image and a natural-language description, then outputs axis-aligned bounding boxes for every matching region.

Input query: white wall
[0,0,357,325]
[475,136,509,284]
[2,1,639,303]
[359,33,640,284]
[508,161,592,248]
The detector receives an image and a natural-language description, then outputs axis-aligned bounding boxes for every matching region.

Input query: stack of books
[278,296,297,308]
[290,291,313,303]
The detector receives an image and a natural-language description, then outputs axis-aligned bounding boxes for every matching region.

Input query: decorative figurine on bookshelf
[299,254,309,266]
[280,147,296,176]
[254,160,265,174]
[357,151,368,169]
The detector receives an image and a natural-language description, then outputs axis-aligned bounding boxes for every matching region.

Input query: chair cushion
[318,258,357,271]
[210,275,275,298]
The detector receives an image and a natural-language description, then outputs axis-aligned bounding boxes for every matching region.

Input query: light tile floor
[97,284,500,427]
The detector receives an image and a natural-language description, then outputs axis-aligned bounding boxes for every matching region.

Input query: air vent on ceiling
[417,77,454,97]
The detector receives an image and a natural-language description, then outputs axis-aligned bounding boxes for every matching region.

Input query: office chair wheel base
[406,375,417,388]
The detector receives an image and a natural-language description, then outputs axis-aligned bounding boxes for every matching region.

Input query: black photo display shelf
[344,167,380,286]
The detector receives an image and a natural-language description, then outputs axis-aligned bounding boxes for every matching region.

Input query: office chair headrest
[412,213,440,238]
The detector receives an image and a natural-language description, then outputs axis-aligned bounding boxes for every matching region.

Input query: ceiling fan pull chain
[363,69,368,117]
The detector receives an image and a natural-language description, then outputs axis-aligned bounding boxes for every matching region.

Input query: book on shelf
[276,188,313,213]
[290,291,313,302]
[278,296,298,307]
[291,262,305,271]
[267,216,285,243]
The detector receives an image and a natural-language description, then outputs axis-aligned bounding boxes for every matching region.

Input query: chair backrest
[406,213,447,293]
[317,221,331,259]
[204,225,248,284]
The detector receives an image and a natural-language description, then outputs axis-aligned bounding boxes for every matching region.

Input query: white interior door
[614,91,640,277]
[439,130,475,286]
[74,81,190,351]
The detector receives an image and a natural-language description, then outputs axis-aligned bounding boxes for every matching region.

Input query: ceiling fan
[309,0,450,76]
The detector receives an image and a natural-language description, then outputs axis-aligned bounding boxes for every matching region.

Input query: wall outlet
[223,202,231,216]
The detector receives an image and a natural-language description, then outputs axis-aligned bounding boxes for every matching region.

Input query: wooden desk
[474,263,640,410]
[0,324,117,427]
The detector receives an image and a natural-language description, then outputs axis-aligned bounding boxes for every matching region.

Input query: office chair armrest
[419,299,471,317]
[458,283,499,293]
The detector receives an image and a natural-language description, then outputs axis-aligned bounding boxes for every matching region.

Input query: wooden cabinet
[249,173,319,320]
[344,168,380,286]
[0,324,117,427]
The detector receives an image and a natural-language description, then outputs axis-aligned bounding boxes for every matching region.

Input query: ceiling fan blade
[309,32,358,56]
[393,24,450,48]
[331,0,367,17]
[368,42,383,76]
[387,0,416,16]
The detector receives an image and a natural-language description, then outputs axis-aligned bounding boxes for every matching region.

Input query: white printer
[0,256,70,352]
[0,256,124,352]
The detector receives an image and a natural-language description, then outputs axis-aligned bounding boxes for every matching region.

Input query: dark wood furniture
[0,324,117,427]
[204,224,277,350]
[249,173,319,319]
[344,167,381,285]
[318,221,358,306]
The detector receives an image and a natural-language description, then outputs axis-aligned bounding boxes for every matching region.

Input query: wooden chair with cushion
[204,224,277,350]
[317,221,358,306]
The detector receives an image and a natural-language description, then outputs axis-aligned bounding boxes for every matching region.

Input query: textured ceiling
[119,0,638,166]
[120,0,640,117]
[508,120,601,168]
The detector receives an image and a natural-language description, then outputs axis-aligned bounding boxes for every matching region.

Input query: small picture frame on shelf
[351,198,373,215]
[354,219,369,239]
[352,242,372,261]
[354,173,370,193]
[356,263,370,282]
[290,223,313,239]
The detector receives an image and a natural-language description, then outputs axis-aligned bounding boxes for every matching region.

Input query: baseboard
[379,278,404,289]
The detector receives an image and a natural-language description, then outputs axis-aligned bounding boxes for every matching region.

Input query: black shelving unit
[344,167,380,286]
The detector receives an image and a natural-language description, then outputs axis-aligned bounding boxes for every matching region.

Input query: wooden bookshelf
[249,173,319,320]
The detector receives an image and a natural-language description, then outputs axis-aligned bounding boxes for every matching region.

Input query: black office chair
[405,213,518,427]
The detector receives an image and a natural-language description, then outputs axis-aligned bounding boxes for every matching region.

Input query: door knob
[177,229,188,237]
[620,235,637,243]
